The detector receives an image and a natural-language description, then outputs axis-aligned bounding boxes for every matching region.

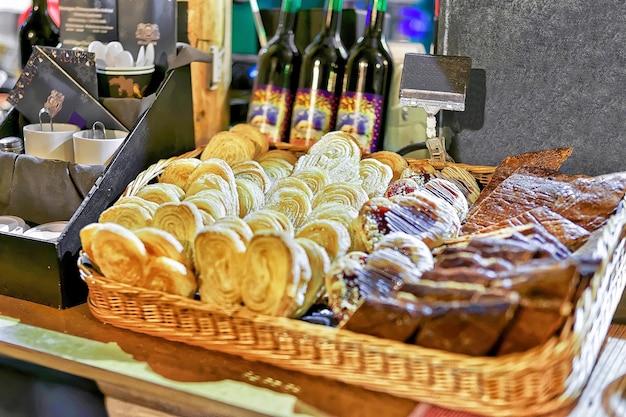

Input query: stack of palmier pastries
[81,125,626,357]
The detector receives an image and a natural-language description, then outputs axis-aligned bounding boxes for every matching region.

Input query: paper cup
[96,65,155,99]
[23,123,81,162]
[73,129,128,165]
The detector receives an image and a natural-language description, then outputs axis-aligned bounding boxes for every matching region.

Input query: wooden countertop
[0,294,625,417]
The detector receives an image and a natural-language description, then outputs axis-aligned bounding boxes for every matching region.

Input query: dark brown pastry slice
[400,279,487,302]
[478,206,590,251]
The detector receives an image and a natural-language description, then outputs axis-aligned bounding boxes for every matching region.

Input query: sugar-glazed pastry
[259,158,294,183]
[244,209,294,236]
[365,151,408,181]
[185,173,237,216]
[158,158,202,189]
[255,149,298,166]
[134,227,188,266]
[311,181,369,211]
[264,186,312,229]
[296,219,351,261]
[267,176,314,202]
[138,256,197,298]
[291,166,331,195]
[183,190,228,223]
[113,196,159,217]
[90,222,147,286]
[200,130,257,165]
[422,177,469,221]
[99,202,153,230]
[241,231,312,317]
[194,225,248,308]
[135,183,185,205]
[152,201,204,263]
[185,159,239,214]
[439,165,481,205]
[400,161,439,188]
[375,232,434,277]
[235,178,266,217]
[230,123,269,158]
[79,222,104,263]
[294,132,361,184]
[213,215,254,245]
[359,158,393,198]
[232,159,272,194]
[294,237,331,316]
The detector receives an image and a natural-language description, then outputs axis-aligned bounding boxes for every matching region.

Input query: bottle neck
[364,0,386,38]
[32,0,49,14]
[322,0,343,36]
[276,0,300,36]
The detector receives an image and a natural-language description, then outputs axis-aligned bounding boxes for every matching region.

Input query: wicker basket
[80,150,626,416]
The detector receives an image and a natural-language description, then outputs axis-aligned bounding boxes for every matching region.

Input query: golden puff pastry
[138,256,197,298]
[264,186,312,229]
[232,160,273,194]
[244,209,294,236]
[113,196,160,217]
[291,166,330,195]
[267,176,314,201]
[90,222,147,286]
[183,190,228,223]
[294,237,330,317]
[213,215,254,245]
[240,231,311,317]
[99,202,153,230]
[308,131,361,165]
[296,219,351,261]
[365,151,408,181]
[255,149,298,166]
[200,131,256,165]
[308,202,363,252]
[79,222,104,263]
[311,181,369,211]
[185,173,237,216]
[185,158,239,214]
[229,123,269,158]
[194,225,248,308]
[152,201,204,264]
[259,158,294,183]
[135,182,185,205]
[359,158,393,198]
[235,178,266,217]
[158,158,202,189]
[133,227,188,266]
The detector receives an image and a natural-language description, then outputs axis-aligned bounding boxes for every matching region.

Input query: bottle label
[289,88,338,146]
[247,85,294,143]
[336,91,383,153]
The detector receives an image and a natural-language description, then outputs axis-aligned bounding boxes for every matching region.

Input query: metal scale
[396,53,472,164]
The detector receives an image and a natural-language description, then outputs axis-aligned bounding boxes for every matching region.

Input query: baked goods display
[81,125,626,360]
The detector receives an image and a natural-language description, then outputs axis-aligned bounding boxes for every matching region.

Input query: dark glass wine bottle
[247,0,302,144]
[288,0,347,146]
[19,0,60,68]
[336,0,393,153]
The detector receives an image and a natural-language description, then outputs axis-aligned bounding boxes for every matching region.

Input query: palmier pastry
[99,202,153,230]
[259,158,294,183]
[138,256,196,298]
[311,182,369,211]
[264,186,312,229]
[296,219,351,260]
[364,150,408,181]
[244,209,294,236]
[291,166,331,195]
[185,159,239,214]
[79,222,103,262]
[232,160,272,193]
[185,173,237,216]
[194,225,248,308]
[135,183,185,205]
[152,202,204,263]
[358,158,393,198]
[308,203,362,252]
[235,178,266,217]
[133,227,187,265]
[384,178,422,198]
[158,158,201,189]
[183,190,228,223]
[255,149,298,166]
[295,152,359,184]
[241,231,312,317]
[267,176,314,202]
[294,237,331,316]
[90,222,147,285]
[375,232,434,276]
[200,130,256,165]
[439,165,481,206]
[113,196,159,217]
[307,131,361,164]
[229,123,269,158]
[213,215,254,244]
[422,178,469,221]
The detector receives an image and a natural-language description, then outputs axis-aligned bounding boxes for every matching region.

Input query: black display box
[0,63,196,309]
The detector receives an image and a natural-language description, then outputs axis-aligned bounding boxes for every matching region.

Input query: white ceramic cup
[23,123,81,162]
[72,129,128,165]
